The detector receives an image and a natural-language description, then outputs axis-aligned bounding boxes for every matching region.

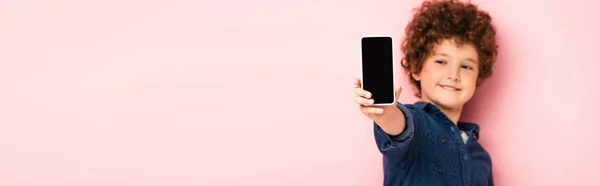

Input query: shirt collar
[413,101,481,139]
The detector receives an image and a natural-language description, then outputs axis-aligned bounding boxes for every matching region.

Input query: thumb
[395,85,402,99]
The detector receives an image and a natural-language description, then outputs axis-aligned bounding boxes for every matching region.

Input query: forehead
[431,39,479,60]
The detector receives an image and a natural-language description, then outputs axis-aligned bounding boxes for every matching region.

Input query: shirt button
[463,155,468,160]
[385,142,391,147]
[441,139,446,144]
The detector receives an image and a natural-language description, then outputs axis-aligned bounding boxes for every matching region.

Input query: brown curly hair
[400,0,498,98]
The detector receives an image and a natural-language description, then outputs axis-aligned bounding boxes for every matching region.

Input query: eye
[435,60,447,65]
[461,65,474,70]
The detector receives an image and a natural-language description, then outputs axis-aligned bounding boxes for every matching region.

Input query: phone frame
[360,35,397,106]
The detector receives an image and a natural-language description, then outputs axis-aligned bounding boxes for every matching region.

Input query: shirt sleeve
[488,161,495,186]
[373,102,420,164]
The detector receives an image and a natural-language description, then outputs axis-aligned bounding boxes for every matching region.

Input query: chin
[433,99,465,110]
[423,90,468,110]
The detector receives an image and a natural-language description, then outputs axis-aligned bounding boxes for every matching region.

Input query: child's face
[412,39,479,110]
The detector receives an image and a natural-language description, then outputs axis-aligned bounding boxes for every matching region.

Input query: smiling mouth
[439,85,461,92]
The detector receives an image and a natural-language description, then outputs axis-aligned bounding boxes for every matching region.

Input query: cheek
[421,72,440,87]
[420,66,442,83]
[461,70,478,87]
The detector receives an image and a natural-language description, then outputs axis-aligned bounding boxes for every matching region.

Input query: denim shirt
[373,101,493,186]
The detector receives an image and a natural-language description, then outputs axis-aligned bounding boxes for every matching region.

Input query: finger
[355,96,374,106]
[354,87,371,98]
[353,78,361,88]
[359,105,370,115]
[361,106,384,115]
[395,85,402,99]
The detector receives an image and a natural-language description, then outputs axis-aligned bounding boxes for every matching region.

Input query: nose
[446,66,460,82]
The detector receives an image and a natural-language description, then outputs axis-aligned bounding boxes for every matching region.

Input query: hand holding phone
[354,78,401,114]
[354,77,405,135]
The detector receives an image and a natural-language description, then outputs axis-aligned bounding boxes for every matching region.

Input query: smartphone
[360,35,396,106]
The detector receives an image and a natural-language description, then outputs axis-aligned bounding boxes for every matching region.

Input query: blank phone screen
[361,37,395,104]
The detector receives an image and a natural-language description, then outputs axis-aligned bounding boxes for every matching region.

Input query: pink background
[1,0,599,185]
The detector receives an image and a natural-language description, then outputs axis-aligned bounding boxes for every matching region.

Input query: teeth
[442,86,458,91]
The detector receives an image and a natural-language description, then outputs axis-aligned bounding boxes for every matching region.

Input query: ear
[411,72,421,81]
[476,77,484,87]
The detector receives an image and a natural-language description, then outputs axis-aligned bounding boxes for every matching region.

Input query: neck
[420,98,463,125]
[438,106,462,125]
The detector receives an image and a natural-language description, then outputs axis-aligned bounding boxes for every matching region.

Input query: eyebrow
[435,52,478,64]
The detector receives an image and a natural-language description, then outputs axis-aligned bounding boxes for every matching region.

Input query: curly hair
[400,0,498,98]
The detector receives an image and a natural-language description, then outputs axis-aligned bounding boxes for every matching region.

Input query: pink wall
[1,0,599,185]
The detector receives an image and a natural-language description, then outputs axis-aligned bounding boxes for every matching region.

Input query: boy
[353,0,498,185]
